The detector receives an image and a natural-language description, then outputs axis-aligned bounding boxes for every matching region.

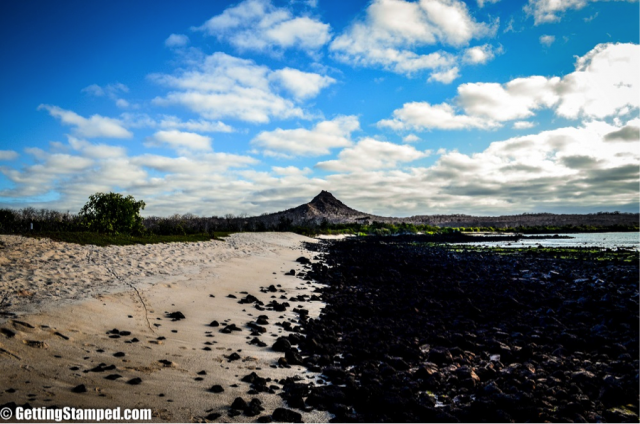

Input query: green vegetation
[0,192,233,246]
[79,192,146,234]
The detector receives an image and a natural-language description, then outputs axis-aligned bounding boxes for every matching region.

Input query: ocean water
[456,232,640,250]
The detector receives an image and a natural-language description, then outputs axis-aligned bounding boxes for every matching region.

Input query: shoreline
[294,237,640,422]
[0,233,332,422]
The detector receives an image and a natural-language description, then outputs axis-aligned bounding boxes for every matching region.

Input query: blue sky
[0,0,638,217]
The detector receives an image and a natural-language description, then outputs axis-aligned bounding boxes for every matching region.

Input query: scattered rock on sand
[71,384,87,393]
[209,385,224,393]
[166,311,186,321]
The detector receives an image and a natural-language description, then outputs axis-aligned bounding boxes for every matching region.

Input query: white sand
[0,233,332,422]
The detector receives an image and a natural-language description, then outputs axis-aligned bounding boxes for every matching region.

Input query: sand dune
[0,233,330,422]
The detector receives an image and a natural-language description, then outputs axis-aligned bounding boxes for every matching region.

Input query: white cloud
[463,44,496,64]
[316,138,430,172]
[115,99,130,108]
[539,34,555,46]
[145,130,213,153]
[38,105,133,139]
[381,43,640,131]
[272,166,312,176]
[457,76,561,121]
[524,0,636,25]
[195,0,331,53]
[269,68,336,99]
[165,33,190,47]
[513,121,536,129]
[157,116,233,133]
[330,0,496,78]
[1,118,637,215]
[151,52,332,123]
[403,134,421,143]
[133,152,257,174]
[252,115,359,157]
[553,42,639,119]
[119,113,234,133]
[0,150,18,160]
[428,67,460,84]
[67,137,127,159]
[378,101,499,131]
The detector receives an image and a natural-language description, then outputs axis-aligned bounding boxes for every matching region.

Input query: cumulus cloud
[378,101,499,131]
[1,118,638,215]
[271,166,312,176]
[525,0,637,25]
[252,115,359,157]
[0,150,18,160]
[424,120,639,209]
[463,44,496,64]
[67,137,127,159]
[38,105,132,139]
[165,33,189,47]
[457,76,560,121]
[380,43,640,131]
[195,0,331,53]
[428,67,460,84]
[120,113,234,133]
[145,130,213,153]
[132,152,257,174]
[269,68,336,99]
[151,52,333,123]
[330,0,496,78]
[316,138,430,172]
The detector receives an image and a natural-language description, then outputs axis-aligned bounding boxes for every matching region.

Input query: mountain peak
[307,191,360,216]
[310,190,338,204]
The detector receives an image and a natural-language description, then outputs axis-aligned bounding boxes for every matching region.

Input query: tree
[79,192,145,234]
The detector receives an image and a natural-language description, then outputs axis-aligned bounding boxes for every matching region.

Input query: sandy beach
[0,233,331,422]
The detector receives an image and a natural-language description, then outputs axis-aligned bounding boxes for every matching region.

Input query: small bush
[79,192,145,235]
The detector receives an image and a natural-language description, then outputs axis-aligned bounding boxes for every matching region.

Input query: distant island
[225,190,639,229]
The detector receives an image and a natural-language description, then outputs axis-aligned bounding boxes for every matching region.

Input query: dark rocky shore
[283,237,639,422]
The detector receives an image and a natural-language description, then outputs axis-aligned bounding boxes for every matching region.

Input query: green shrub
[79,192,146,235]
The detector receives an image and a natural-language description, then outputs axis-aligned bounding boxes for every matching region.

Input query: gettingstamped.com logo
[1,406,152,422]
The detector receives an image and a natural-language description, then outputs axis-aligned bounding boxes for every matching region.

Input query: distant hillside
[237,191,639,229]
